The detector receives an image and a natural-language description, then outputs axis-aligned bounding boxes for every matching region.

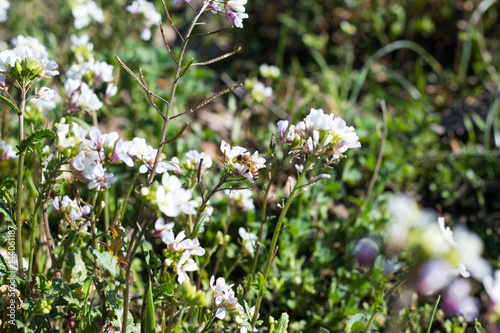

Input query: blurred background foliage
[3,0,500,331]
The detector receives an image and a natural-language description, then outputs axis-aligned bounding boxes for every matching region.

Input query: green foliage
[1,0,499,332]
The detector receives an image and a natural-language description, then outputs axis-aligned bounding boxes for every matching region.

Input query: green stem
[190,173,228,239]
[249,161,280,276]
[363,309,378,333]
[200,313,217,333]
[90,191,99,250]
[15,88,27,279]
[25,210,38,294]
[250,161,310,329]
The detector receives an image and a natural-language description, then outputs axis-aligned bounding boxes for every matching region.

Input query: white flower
[225,0,249,28]
[126,0,161,41]
[176,251,199,284]
[111,140,134,167]
[239,227,258,253]
[74,82,103,111]
[79,159,117,191]
[251,82,272,103]
[185,150,213,171]
[220,140,266,183]
[156,173,198,217]
[210,276,243,319]
[277,120,288,139]
[72,0,104,29]
[155,217,175,245]
[483,270,500,307]
[57,122,88,149]
[225,188,254,210]
[452,227,491,280]
[438,217,458,248]
[0,47,59,81]
[71,34,92,47]
[162,157,183,174]
[260,63,280,79]
[169,230,205,256]
[0,140,17,160]
[93,60,114,84]
[386,195,435,250]
[11,35,46,53]
[0,0,9,23]
[105,83,118,99]
[35,87,56,102]
[52,196,91,222]
[65,78,82,97]
[86,126,118,151]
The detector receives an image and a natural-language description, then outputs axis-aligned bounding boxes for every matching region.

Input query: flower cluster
[277,108,361,161]
[220,140,266,182]
[259,63,280,79]
[70,34,94,63]
[56,121,178,191]
[0,0,9,23]
[0,45,58,88]
[152,173,198,217]
[70,0,104,29]
[126,0,162,41]
[245,78,272,103]
[387,195,493,320]
[210,276,243,319]
[51,196,91,224]
[155,218,205,283]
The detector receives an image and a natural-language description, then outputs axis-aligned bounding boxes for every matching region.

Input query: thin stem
[90,191,99,250]
[15,88,27,279]
[249,161,280,276]
[363,309,378,333]
[1,104,8,140]
[250,162,310,329]
[200,313,217,333]
[190,173,229,239]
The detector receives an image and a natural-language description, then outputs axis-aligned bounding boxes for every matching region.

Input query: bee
[235,154,259,180]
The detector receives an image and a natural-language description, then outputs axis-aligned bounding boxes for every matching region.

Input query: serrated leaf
[0,95,20,114]
[92,249,119,276]
[19,129,55,153]
[52,279,80,306]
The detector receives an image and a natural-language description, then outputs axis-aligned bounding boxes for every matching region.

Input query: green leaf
[19,129,55,153]
[257,272,266,292]
[0,95,20,114]
[0,201,13,224]
[276,312,289,333]
[92,249,118,276]
[145,282,156,333]
[347,313,366,332]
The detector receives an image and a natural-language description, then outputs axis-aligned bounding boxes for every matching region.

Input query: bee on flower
[220,140,266,182]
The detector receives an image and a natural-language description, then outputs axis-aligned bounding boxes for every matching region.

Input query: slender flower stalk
[15,87,27,279]
[250,159,312,329]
